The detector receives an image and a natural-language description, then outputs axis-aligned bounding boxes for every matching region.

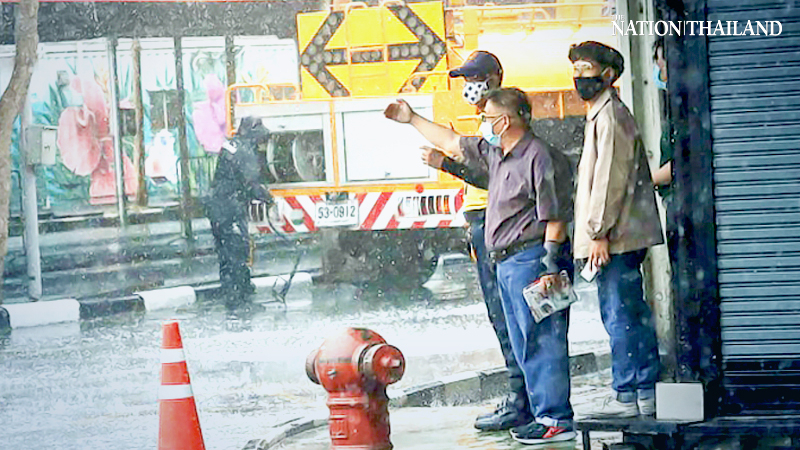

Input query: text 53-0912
[315,200,359,227]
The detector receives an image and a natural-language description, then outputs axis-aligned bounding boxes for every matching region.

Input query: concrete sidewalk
[247,369,622,450]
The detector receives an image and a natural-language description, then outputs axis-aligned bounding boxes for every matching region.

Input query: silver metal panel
[708,0,800,369]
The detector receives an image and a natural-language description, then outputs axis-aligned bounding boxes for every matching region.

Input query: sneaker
[588,396,639,418]
[474,395,531,431]
[475,401,503,422]
[510,422,577,445]
[476,392,527,421]
[637,397,655,416]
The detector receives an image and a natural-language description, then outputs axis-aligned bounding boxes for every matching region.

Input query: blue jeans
[596,249,660,402]
[467,212,527,402]
[496,244,574,428]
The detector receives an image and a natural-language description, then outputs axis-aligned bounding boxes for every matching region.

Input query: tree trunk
[0,0,39,303]
[132,39,147,206]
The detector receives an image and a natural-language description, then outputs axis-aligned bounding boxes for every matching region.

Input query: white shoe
[637,397,655,416]
[589,396,639,418]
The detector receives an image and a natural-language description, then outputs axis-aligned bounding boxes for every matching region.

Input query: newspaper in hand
[522,270,579,323]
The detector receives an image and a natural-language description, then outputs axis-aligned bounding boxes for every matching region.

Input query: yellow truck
[229,0,617,283]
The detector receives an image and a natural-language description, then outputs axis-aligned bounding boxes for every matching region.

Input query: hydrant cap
[362,343,405,385]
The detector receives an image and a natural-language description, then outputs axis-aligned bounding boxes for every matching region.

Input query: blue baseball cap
[449,51,503,79]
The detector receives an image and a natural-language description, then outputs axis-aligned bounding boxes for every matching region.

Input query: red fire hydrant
[306,328,405,450]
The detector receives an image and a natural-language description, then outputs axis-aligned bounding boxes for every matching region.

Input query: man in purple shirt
[385,88,576,445]
[436,51,532,433]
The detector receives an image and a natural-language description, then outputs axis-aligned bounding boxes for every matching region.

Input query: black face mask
[574,76,606,101]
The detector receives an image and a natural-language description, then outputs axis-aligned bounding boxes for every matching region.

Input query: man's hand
[421,146,446,169]
[653,161,672,186]
[540,240,562,296]
[589,238,610,269]
[384,99,415,123]
[540,274,559,296]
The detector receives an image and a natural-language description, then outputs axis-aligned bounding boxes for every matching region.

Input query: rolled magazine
[522,270,579,323]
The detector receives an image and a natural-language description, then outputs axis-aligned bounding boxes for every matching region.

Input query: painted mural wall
[1,39,137,214]
[1,35,297,217]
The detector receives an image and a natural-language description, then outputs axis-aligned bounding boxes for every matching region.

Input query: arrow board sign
[298,2,447,98]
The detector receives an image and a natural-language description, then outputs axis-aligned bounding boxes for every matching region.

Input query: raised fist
[383,99,414,123]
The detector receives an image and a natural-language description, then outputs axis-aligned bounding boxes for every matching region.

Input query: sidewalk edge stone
[1,298,81,328]
[69,269,317,321]
[79,295,145,320]
[242,414,328,450]
[0,306,10,330]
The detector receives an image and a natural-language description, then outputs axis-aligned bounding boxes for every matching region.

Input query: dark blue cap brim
[449,65,486,78]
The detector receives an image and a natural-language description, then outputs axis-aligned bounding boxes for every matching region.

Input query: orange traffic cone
[158,320,206,450]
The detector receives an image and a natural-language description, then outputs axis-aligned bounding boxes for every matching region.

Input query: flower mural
[192,74,227,154]
[56,74,138,204]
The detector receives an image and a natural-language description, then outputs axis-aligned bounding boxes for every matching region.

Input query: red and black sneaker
[510,422,577,445]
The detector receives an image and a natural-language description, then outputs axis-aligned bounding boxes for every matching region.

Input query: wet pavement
[275,370,623,450]
[0,254,609,450]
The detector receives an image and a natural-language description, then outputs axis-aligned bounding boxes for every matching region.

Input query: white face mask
[462,80,490,105]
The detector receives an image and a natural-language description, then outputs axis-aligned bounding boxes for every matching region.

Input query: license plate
[314,200,359,227]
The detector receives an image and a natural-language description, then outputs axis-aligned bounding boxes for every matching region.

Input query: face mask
[573,76,606,101]
[463,80,490,105]
[479,116,504,147]
[653,65,667,90]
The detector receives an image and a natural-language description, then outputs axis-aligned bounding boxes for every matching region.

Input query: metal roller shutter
[709,0,800,414]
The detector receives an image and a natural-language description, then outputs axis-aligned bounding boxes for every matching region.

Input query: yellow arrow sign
[297,1,447,98]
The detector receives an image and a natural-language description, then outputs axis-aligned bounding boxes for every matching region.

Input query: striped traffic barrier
[0,299,80,329]
[158,320,205,450]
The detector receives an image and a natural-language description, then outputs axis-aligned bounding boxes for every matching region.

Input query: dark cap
[236,116,271,145]
[568,41,624,78]
[449,51,503,79]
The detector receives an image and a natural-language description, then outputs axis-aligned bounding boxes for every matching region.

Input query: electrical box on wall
[23,125,58,166]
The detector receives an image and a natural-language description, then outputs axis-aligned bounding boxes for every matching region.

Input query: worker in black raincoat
[205,117,273,309]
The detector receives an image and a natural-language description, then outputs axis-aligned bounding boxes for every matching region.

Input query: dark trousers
[596,249,660,402]
[210,215,251,305]
[466,210,527,404]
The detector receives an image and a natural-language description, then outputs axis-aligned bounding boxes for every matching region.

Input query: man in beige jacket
[569,41,664,417]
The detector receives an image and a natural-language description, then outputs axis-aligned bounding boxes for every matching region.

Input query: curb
[79,294,147,319]
[137,286,196,311]
[0,298,81,329]
[242,352,612,450]
[390,351,601,408]
[242,414,329,450]
[0,272,314,330]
